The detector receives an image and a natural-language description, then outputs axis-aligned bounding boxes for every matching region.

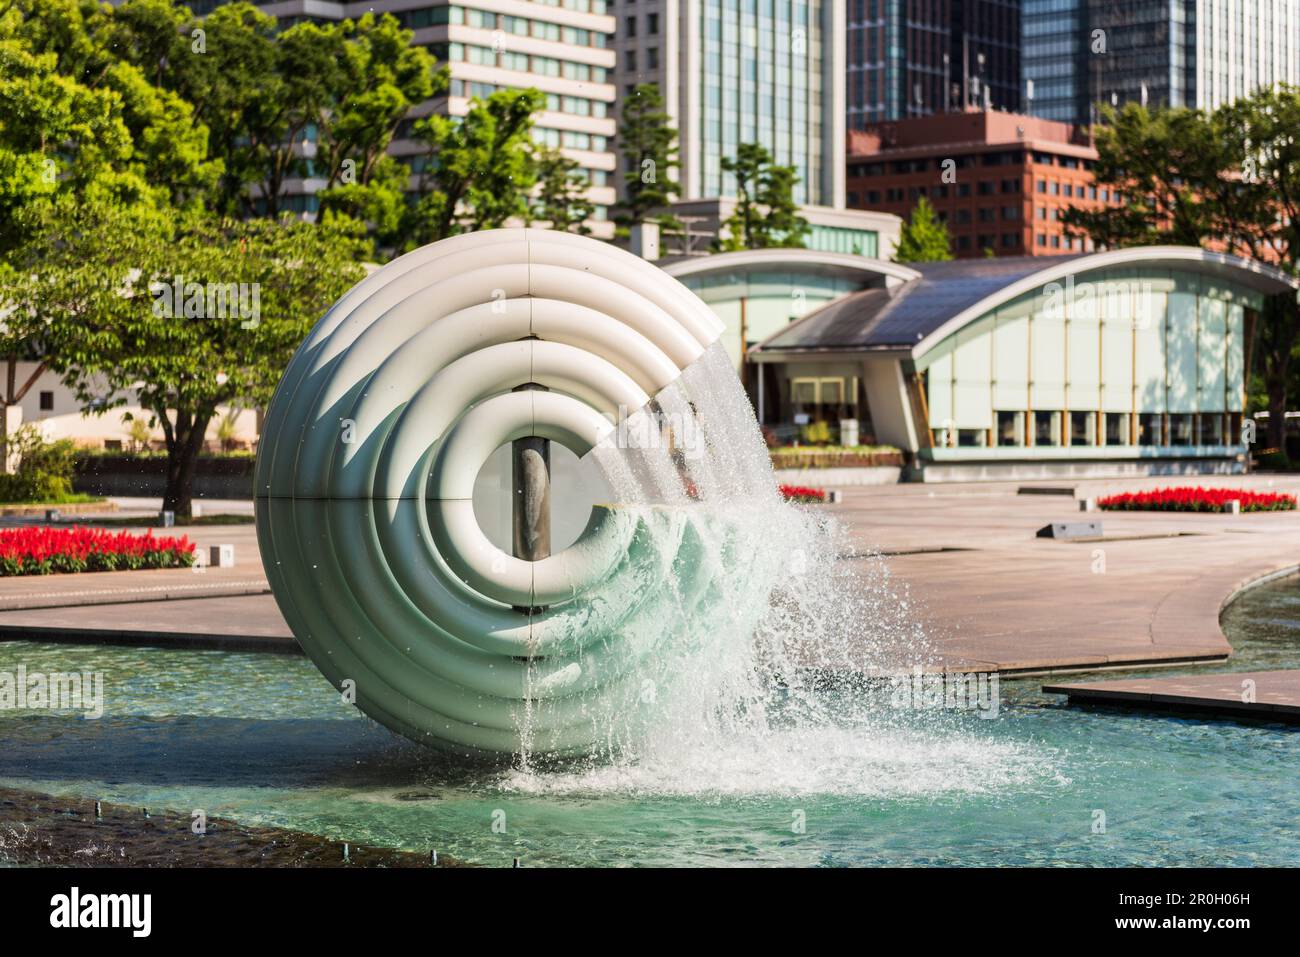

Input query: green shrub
[0,425,80,503]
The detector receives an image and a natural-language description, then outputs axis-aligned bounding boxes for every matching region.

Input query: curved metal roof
[662,248,921,286]
[751,247,1298,360]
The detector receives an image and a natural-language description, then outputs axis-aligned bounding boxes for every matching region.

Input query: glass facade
[848,0,1021,127]
[1025,0,1300,126]
[1022,0,1087,122]
[699,0,824,205]
[920,269,1257,455]
[807,224,879,257]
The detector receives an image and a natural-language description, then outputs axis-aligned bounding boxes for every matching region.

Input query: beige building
[3,362,257,455]
[249,0,618,236]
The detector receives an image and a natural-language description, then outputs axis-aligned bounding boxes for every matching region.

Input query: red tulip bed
[0,526,196,577]
[1096,487,1297,513]
[779,483,830,503]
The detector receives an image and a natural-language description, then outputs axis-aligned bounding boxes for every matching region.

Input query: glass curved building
[748,247,1298,480]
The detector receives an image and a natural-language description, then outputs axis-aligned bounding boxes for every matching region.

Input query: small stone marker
[45,509,60,522]
[1036,520,1103,540]
[159,510,175,527]
[209,544,235,568]
[827,489,842,503]
[1227,500,1242,515]
[1078,498,1096,512]
[1018,485,1077,496]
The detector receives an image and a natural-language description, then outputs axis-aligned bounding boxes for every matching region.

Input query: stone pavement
[834,474,1300,675]
[2,475,1300,677]
[1043,669,1300,722]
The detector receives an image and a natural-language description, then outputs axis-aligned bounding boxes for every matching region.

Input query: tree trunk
[1261,294,1300,454]
[162,409,214,518]
[1268,377,1289,451]
[0,402,8,476]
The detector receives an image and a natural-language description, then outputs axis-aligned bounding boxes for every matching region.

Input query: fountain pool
[0,574,1296,867]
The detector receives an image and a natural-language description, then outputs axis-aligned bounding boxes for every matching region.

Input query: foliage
[123,414,154,452]
[1095,487,1297,513]
[531,148,594,234]
[769,446,904,470]
[615,83,681,232]
[717,143,809,251]
[403,89,546,248]
[799,420,834,445]
[778,484,829,504]
[214,408,243,451]
[312,13,444,246]
[893,196,953,263]
[0,525,195,575]
[14,209,366,515]
[0,425,79,503]
[1061,91,1300,448]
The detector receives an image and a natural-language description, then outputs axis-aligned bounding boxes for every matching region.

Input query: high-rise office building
[187,0,617,236]
[1021,0,1088,123]
[1024,0,1300,126]
[847,0,1022,128]
[612,0,844,208]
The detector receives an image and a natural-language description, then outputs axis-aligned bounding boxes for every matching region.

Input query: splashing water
[506,342,1057,798]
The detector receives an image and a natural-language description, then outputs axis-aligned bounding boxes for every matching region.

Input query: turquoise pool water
[1,578,1297,867]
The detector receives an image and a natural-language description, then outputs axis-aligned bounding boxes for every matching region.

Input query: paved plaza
[3,475,1300,716]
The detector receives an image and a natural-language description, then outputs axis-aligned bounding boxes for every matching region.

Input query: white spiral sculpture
[255,229,726,754]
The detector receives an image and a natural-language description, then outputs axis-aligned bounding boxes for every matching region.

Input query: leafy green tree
[402,88,545,247]
[717,143,809,250]
[0,0,213,466]
[530,148,594,234]
[615,83,681,231]
[893,197,953,263]
[149,2,289,217]
[312,13,443,246]
[24,210,366,516]
[1061,93,1300,449]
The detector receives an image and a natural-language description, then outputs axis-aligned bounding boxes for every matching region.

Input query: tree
[893,196,953,262]
[24,210,366,516]
[717,143,809,251]
[0,0,214,469]
[530,148,594,234]
[402,89,545,247]
[615,83,681,231]
[311,13,443,247]
[1061,93,1300,450]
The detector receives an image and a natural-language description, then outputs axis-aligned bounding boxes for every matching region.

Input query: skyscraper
[1023,0,1300,126]
[1021,0,1088,123]
[613,0,844,208]
[847,0,1022,128]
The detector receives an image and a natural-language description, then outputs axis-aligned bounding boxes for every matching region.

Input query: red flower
[779,483,829,503]
[1095,487,1297,513]
[0,526,196,576]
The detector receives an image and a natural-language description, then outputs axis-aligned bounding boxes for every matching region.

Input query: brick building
[846,110,1122,258]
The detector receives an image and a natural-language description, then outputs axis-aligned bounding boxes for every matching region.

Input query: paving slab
[0,593,296,653]
[3,477,1300,676]
[830,474,1300,675]
[1042,669,1300,723]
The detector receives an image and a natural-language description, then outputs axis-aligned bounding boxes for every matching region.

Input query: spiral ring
[254,229,725,753]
